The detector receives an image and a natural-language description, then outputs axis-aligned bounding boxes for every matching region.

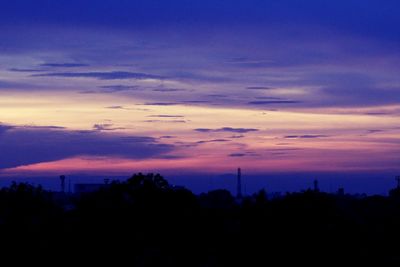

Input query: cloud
[181,100,211,104]
[194,127,258,133]
[40,63,89,68]
[196,139,230,144]
[228,151,260,157]
[0,124,14,134]
[206,94,229,98]
[152,88,186,92]
[32,71,164,80]
[143,102,180,106]
[255,96,283,100]
[155,154,186,160]
[99,85,140,92]
[0,123,173,169]
[229,135,245,138]
[364,112,391,116]
[105,106,125,109]
[228,153,246,157]
[159,135,176,139]
[148,115,184,118]
[93,123,126,131]
[194,128,217,132]
[22,125,66,130]
[229,58,275,68]
[248,100,301,105]
[270,148,302,151]
[284,135,328,139]
[367,129,384,134]
[8,68,46,72]
[143,120,186,123]
[246,86,273,90]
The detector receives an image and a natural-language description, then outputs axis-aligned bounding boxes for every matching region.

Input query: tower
[237,168,242,199]
[60,175,66,193]
[396,176,400,189]
[313,179,319,192]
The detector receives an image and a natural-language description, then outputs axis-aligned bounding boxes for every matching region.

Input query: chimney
[60,175,66,193]
[237,168,242,199]
[313,179,319,192]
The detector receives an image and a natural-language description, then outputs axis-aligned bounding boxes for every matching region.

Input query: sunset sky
[0,0,399,193]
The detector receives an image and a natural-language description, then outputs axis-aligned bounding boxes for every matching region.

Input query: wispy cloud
[148,115,184,118]
[246,86,273,90]
[159,135,176,139]
[8,68,46,72]
[228,151,260,157]
[99,85,140,92]
[181,100,210,104]
[105,106,125,109]
[143,120,186,123]
[229,135,245,139]
[366,129,384,134]
[194,127,259,133]
[40,63,89,68]
[32,71,164,80]
[284,135,328,139]
[93,123,126,131]
[254,96,283,100]
[364,112,391,116]
[143,102,180,106]
[206,94,229,98]
[196,139,230,144]
[152,88,186,92]
[229,58,274,68]
[248,100,301,105]
[228,153,246,157]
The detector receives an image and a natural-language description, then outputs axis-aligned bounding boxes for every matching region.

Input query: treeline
[1,173,400,265]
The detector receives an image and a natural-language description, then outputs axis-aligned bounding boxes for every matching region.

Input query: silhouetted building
[237,168,242,199]
[60,175,66,193]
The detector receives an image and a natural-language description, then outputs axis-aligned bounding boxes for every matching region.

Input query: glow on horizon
[0,91,399,176]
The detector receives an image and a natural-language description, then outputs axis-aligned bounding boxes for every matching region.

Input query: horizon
[1,1,399,192]
[0,170,398,196]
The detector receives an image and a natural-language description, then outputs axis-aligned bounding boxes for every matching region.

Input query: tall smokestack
[313,179,319,192]
[237,168,242,199]
[60,175,66,193]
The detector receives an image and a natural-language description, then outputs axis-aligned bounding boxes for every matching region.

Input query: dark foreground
[2,173,400,265]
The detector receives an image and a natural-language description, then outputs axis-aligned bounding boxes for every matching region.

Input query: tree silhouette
[1,174,400,265]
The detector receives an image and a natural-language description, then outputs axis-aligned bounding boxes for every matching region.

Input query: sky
[0,0,399,193]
